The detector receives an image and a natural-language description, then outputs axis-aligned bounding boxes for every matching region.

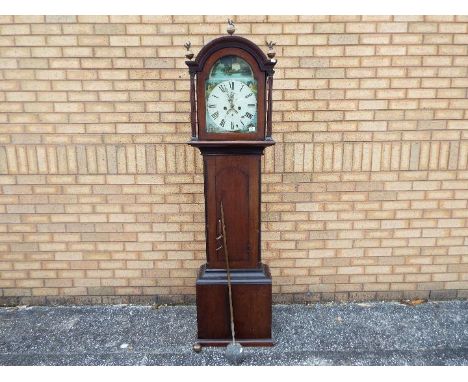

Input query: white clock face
[206,80,257,133]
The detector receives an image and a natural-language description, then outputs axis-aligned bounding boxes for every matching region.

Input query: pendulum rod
[220,201,236,345]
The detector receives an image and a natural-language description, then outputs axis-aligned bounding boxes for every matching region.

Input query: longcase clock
[185,24,276,346]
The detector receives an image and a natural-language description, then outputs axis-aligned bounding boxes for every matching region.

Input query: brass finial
[184,41,194,60]
[227,19,235,35]
[266,40,276,60]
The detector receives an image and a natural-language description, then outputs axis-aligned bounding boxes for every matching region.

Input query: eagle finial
[227,19,236,35]
[266,40,277,60]
[184,41,194,60]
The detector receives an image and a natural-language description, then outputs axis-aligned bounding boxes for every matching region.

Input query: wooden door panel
[215,164,250,264]
[205,154,260,269]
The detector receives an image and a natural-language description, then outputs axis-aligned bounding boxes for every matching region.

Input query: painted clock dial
[205,55,258,134]
[207,80,257,132]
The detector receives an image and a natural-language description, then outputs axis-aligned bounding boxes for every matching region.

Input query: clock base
[196,264,273,346]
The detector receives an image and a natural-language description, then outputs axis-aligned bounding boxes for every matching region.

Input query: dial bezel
[197,47,266,141]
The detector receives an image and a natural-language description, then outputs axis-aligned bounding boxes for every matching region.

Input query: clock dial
[207,80,257,133]
[205,55,258,134]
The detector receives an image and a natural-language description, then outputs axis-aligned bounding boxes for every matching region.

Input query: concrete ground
[0,300,467,366]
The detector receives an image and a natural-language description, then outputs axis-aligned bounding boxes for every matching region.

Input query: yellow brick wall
[0,15,467,304]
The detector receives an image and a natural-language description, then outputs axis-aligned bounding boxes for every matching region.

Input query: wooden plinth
[196,264,273,347]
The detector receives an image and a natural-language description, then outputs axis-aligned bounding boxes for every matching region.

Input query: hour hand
[227,92,234,108]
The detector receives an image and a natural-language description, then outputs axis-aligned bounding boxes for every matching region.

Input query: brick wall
[0,15,467,305]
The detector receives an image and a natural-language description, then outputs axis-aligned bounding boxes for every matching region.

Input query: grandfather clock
[185,22,276,347]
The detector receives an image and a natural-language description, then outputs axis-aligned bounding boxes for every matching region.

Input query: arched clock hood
[185,34,277,143]
[187,35,275,76]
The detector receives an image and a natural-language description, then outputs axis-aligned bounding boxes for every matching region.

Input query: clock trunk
[205,153,260,269]
[193,143,273,346]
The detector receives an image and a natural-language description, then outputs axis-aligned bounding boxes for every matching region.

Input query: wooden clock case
[186,35,276,346]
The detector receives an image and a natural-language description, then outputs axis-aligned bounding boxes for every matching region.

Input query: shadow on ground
[0,300,467,365]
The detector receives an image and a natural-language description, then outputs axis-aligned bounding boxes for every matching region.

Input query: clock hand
[226,105,238,114]
[228,93,234,109]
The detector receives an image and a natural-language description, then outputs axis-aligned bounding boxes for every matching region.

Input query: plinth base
[196,264,273,347]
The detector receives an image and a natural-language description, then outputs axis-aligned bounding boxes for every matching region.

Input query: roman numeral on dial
[211,111,219,120]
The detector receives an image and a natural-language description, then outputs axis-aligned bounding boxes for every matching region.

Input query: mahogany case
[186,35,276,346]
